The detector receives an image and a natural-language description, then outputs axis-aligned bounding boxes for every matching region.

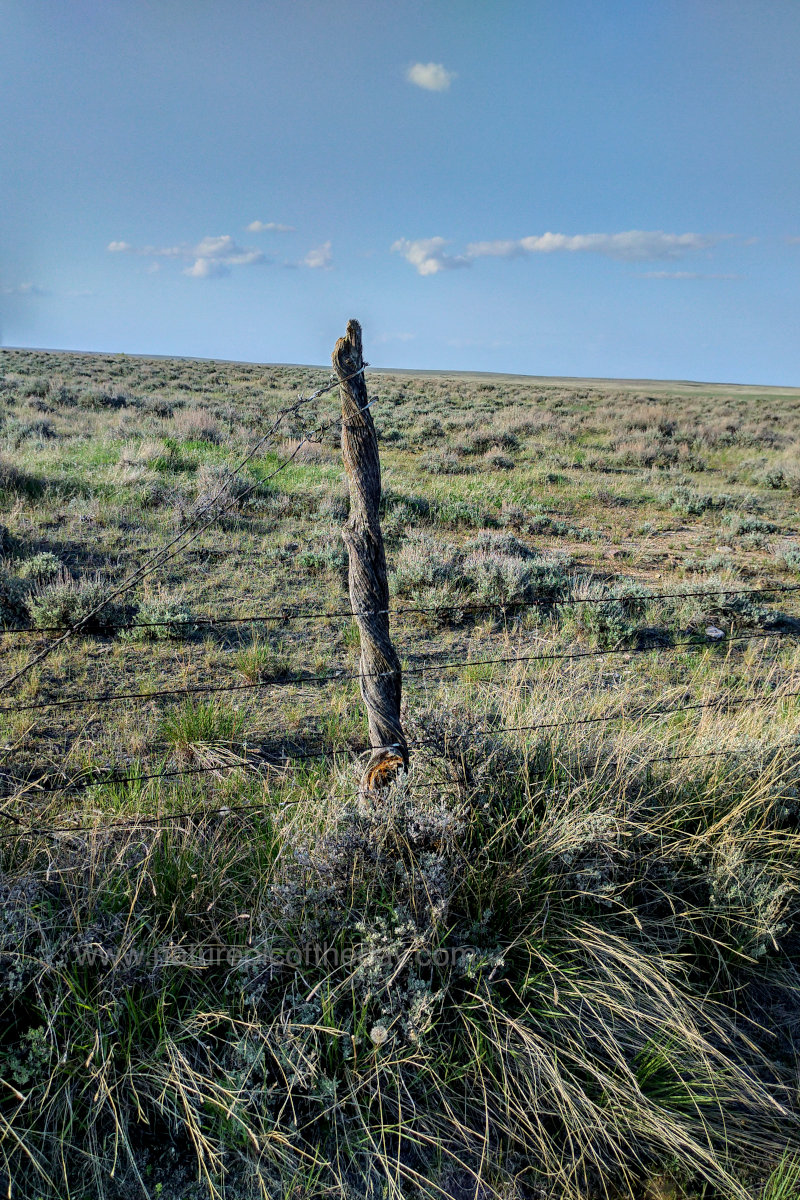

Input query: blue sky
[2,0,799,384]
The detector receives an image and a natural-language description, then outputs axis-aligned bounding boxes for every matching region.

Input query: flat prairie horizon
[4,344,799,398]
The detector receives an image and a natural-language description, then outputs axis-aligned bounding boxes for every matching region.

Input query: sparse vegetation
[1,348,800,1198]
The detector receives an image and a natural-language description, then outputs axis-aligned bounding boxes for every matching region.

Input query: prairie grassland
[1,347,800,1200]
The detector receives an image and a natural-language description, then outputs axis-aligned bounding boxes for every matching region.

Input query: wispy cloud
[247,220,295,233]
[391,237,470,276]
[406,62,456,91]
[393,229,720,275]
[466,230,717,261]
[303,241,332,269]
[107,234,266,278]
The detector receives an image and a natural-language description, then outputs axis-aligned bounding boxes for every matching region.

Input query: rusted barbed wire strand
[1,582,798,638]
[0,364,370,695]
[2,731,799,841]
[0,779,467,841]
[5,677,800,793]
[2,626,797,716]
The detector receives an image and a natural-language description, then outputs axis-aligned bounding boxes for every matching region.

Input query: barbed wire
[0,756,319,797]
[0,777,464,841]
[2,582,798,639]
[481,686,800,735]
[2,626,796,716]
[5,677,800,793]
[0,364,369,694]
[3,726,799,841]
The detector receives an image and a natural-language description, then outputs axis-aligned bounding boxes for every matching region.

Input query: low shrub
[392,531,571,614]
[724,514,781,536]
[685,553,738,575]
[671,577,772,633]
[172,408,222,443]
[194,463,255,511]
[21,375,48,398]
[15,551,61,585]
[664,488,764,516]
[80,385,130,409]
[296,540,347,574]
[758,466,800,494]
[7,416,57,445]
[121,590,196,642]
[420,449,474,475]
[430,497,494,528]
[560,579,652,647]
[27,571,130,633]
[392,532,460,593]
[483,448,515,470]
[454,427,519,455]
[0,523,15,555]
[380,489,431,522]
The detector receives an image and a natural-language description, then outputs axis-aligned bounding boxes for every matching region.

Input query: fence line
[3,680,799,804]
[2,626,796,716]
[3,338,799,840]
[2,581,799,639]
[3,731,799,841]
[1,778,460,841]
[0,365,370,694]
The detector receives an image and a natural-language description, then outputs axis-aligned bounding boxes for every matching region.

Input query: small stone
[706,625,725,639]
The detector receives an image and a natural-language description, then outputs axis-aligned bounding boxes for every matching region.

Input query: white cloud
[184,235,265,276]
[184,258,229,279]
[108,233,266,278]
[393,229,720,276]
[247,220,295,233]
[303,241,332,269]
[467,230,716,261]
[464,239,526,259]
[391,237,471,276]
[406,62,456,91]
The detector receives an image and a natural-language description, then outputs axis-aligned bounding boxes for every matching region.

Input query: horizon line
[2,343,797,393]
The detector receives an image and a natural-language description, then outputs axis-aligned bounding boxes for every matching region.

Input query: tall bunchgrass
[2,691,799,1198]
[159,697,249,769]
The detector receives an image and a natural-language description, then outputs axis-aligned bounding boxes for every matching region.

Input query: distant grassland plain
[1,347,800,1200]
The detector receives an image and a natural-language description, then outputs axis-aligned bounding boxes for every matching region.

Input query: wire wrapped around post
[332,319,409,788]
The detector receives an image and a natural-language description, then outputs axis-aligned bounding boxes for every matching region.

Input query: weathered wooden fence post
[332,319,409,789]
